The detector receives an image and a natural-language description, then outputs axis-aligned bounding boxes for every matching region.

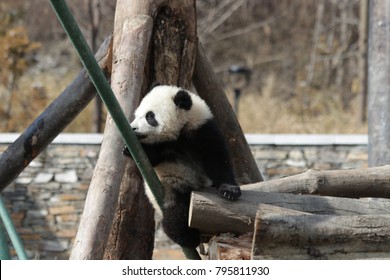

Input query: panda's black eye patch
[146,111,158,127]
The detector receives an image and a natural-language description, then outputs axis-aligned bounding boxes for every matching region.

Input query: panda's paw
[218,184,241,201]
[122,146,132,158]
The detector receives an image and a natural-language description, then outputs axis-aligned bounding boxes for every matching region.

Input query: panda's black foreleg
[162,192,200,248]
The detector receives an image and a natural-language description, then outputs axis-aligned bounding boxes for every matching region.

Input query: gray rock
[34,173,54,184]
[54,170,78,183]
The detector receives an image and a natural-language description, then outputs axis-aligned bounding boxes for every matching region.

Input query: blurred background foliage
[0,0,367,134]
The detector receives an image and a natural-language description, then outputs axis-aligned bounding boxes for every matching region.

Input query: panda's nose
[132,127,138,131]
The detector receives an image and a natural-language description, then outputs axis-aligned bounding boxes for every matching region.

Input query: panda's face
[131,85,212,144]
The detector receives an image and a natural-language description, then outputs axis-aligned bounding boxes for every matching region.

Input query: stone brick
[252,149,287,160]
[27,210,48,218]
[56,228,77,238]
[57,194,86,201]
[34,173,54,184]
[48,206,76,215]
[55,214,79,223]
[41,240,68,252]
[54,170,78,183]
[15,177,33,185]
[346,150,368,161]
[21,234,41,241]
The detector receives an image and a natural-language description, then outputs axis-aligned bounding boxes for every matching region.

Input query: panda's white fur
[125,85,240,248]
[131,85,213,144]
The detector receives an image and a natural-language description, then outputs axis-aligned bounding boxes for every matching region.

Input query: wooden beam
[193,43,264,185]
[189,188,390,235]
[243,165,390,198]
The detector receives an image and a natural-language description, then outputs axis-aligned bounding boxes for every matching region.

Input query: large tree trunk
[70,13,153,259]
[0,35,112,193]
[103,0,197,259]
[368,0,390,166]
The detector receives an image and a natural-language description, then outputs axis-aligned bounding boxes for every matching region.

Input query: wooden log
[193,42,264,185]
[243,165,390,198]
[252,210,390,259]
[70,15,152,260]
[0,35,112,193]
[368,0,390,166]
[102,0,157,260]
[189,189,390,235]
[208,233,253,260]
[207,205,309,260]
[104,0,197,260]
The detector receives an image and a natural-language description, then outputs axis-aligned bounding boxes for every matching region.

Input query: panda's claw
[218,184,241,201]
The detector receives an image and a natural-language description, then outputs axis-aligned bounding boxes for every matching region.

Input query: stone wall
[0,134,368,259]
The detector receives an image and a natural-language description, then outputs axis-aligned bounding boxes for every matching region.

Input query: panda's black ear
[174,90,192,111]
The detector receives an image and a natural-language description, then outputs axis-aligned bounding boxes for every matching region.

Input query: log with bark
[252,205,390,259]
[189,184,390,235]
[208,233,253,260]
[70,14,153,260]
[244,165,390,198]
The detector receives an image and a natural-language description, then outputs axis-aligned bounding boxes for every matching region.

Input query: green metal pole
[0,220,11,260]
[49,0,201,260]
[0,195,28,260]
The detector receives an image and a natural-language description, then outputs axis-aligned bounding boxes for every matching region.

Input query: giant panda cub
[124,85,241,248]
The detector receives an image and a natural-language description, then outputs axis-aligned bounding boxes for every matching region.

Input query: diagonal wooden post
[69,14,153,259]
[193,43,263,185]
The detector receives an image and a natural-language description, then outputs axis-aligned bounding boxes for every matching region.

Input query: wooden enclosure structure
[191,165,390,259]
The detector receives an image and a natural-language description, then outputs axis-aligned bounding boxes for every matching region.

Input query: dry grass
[225,72,367,134]
[235,92,367,134]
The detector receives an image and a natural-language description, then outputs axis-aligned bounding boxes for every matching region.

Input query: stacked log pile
[189,165,390,259]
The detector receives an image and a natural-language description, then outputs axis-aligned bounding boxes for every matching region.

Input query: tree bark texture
[70,15,152,260]
[243,165,390,198]
[193,43,264,185]
[0,35,112,193]
[208,233,252,260]
[104,162,155,259]
[253,210,390,259]
[189,188,390,235]
[368,0,390,166]
[104,0,197,259]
